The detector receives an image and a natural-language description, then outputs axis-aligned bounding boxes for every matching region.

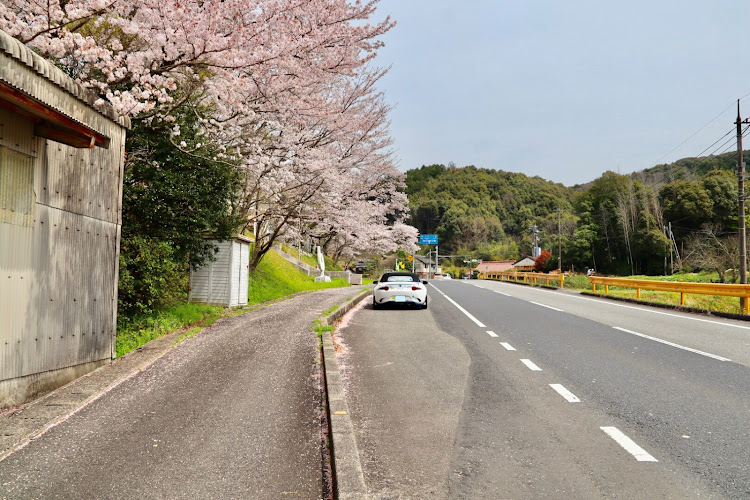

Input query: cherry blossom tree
[2,0,418,272]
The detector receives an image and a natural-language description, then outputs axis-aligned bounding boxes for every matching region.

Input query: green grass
[590,288,743,314]
[493,271,745,314]
[116,248,350,357]
[247,249,349,305]
[569,271,743,314]
[322,304,339,316]
[116,302,223,357]
[281,244,342,271]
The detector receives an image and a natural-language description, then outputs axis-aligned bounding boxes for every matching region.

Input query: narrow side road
[0,287,362,500]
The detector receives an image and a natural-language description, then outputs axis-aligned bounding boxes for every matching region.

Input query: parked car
[372,272,428,309]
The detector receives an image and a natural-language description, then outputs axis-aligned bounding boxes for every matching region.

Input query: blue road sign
[420,234,438,245]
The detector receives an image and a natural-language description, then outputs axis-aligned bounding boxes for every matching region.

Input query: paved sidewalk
[0,287,364,499]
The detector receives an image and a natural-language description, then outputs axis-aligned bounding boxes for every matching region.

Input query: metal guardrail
[486,271,565,288]
[589,276,750,313]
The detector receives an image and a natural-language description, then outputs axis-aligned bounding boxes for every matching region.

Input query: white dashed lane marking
[520,359,542,371]
[486,330,498,338]
[500,342,516,351]
[600,426,658,462]
[549,384,580,402]
[530,301,564,312]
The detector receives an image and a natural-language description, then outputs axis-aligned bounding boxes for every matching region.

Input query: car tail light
[381,286,389,291]
[412,286,420,291]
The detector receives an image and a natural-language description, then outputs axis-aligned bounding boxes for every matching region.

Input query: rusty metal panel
[0,106,38,157]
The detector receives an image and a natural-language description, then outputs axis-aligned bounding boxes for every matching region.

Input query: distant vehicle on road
[372,272,428,309]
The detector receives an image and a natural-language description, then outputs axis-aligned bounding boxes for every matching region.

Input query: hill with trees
[406,156,745,279]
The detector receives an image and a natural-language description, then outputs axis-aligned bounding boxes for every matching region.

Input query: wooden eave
[0,80,110,149]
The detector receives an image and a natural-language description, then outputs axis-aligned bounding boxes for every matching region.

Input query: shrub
[118,235,188,316]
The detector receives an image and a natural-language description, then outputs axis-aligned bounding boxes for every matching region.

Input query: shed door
[238,243,249,305]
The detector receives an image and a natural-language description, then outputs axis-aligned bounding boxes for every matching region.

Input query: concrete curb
[320,288,371,499]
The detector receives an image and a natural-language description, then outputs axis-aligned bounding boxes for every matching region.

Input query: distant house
[414,254,441,278]
[513,257,537,271]
[475,260,515,279]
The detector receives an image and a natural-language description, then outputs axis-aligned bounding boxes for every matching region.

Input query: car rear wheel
[373,297,380,310]
[421,297,428,309]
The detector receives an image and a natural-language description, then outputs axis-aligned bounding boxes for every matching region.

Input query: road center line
[486,330,498,337]
[500,342,516,351]
[495,290,512,297]
[613,327,731,362]
[437,290,487,328]
[530,301,564,312]
[600,426,658,462]
[549,384,580,402]
[520,359,542,371]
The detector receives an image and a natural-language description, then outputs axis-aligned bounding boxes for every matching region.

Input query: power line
[649,92,750,167]
[715,124,750,156]
[695,128,734,157]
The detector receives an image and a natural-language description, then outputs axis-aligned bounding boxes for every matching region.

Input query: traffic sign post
[419,235,439,278]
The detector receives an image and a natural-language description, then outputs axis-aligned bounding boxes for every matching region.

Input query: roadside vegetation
[248,249,349,305]
[500,271,744,315]
[116,248,351,357]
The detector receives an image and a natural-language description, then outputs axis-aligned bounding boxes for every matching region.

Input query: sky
[372,0,750,186]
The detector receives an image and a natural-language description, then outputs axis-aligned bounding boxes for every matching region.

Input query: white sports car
[372,272,428,309]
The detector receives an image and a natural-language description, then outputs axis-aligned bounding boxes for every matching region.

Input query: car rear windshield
[381,274,419,283]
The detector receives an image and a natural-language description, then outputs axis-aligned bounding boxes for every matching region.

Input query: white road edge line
[514,284,750,331]
[520,359,542,371]
[549,384,580,403]
[530,301,564,312]
[486,330,499,337]
[495,290,512,297]
[613,327,731,362]
[437,289,487,328]
[500,342,516,351]
[600,426,658,462]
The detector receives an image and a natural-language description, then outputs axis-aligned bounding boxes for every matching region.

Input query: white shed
[189,236,251,307]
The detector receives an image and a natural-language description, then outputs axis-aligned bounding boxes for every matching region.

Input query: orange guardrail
[485,271,564,288]
[588,276,750,313]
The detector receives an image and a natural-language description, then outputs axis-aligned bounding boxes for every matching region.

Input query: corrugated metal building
[189,236,251,307]
[0,29,129,408]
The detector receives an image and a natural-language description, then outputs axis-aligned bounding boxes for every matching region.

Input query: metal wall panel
[0,222,34,380]
[0,146,35,227]
[0,106,38,157]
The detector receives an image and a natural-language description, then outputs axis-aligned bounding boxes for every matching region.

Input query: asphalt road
[337,279,750,498]
[0,287,361,500]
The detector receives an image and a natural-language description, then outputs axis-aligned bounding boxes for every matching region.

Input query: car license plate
[394,296,406,303]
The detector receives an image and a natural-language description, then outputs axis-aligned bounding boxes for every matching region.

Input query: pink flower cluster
[2,0,418,258]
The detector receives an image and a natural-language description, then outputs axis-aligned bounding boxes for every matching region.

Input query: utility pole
[557,208,562,271]
[435,244,439,277]
[737,100,749,299]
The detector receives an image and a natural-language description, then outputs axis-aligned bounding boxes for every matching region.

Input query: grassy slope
[248,248,349,304]
[116,249,350,357]
[280,244,343,271]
